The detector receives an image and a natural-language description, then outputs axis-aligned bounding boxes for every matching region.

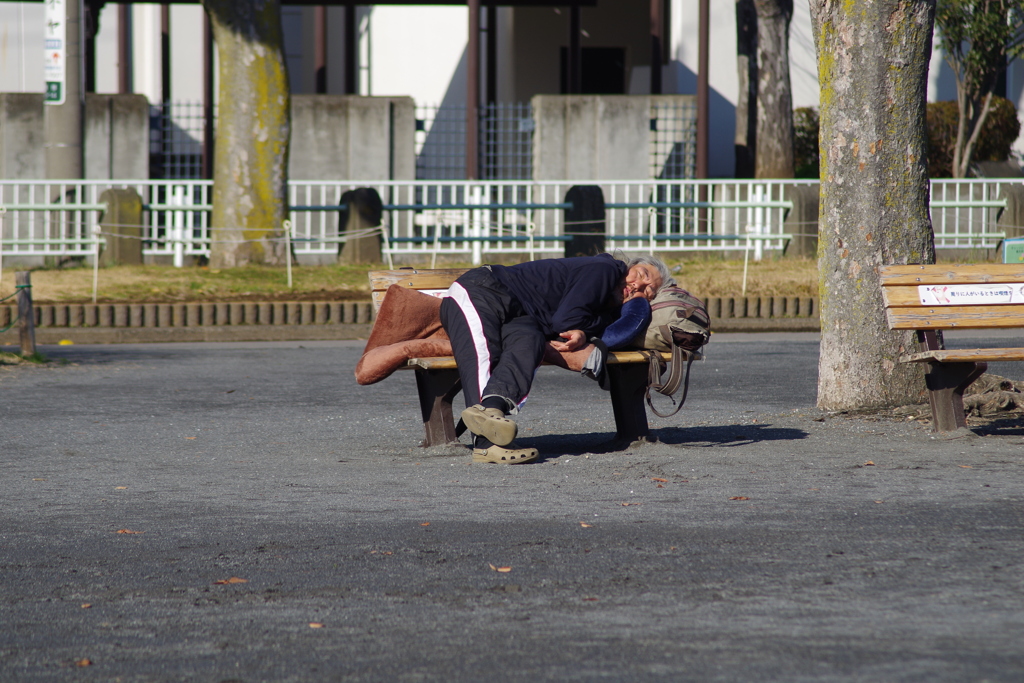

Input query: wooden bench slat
[880,264,1024,285]
[404,349,684,371]
[882,284,1024,307]
[886,305,1024,329]
[370,269,469,292]
[900,348,1024,363]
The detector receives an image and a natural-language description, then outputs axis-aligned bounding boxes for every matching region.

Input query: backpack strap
[644,325,696,418]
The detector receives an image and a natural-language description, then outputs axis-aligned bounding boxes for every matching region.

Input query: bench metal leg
[925,361,987,432]
[414,368,462,447]
[607,363,651,442]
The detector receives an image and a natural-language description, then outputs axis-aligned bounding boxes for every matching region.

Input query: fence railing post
[16,271,35,358]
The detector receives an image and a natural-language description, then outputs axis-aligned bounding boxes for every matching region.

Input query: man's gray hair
[625,254,675,292]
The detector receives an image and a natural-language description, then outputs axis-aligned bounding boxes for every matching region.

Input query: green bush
[926,96,1020,177]
[793,107,820,179]
[788,97,1020,179]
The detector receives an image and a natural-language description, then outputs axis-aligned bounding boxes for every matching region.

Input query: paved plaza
[2,333,1023,681]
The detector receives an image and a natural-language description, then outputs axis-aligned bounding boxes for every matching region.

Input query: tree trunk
[203,0,290,268]
[811,0,936,411]
[735,0,758,179]
[754,0,794,179]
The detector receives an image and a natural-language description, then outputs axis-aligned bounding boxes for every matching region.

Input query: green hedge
[792,97,1020,178]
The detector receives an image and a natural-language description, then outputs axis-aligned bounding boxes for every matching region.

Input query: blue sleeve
[600,297,651,350]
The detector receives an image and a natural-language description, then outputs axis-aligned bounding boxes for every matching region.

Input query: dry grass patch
[0,264,374,303]
[669,256,818,298]
[1,257,820,303]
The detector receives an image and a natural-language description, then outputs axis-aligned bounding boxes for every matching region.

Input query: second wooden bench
[880,263,1024,431]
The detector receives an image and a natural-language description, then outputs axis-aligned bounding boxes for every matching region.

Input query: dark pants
[439,267,546,412]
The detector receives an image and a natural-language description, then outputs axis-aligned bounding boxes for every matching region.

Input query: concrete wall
[289,95,415,181]
[0,93,45,178]
[0,93,149,180]
[533,95,647,180]
[84,95,150,179]
[533,94,695,181]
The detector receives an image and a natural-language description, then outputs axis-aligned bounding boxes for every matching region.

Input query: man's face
[619,264,662,303]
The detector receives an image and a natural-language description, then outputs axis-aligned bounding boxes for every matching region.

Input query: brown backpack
[633,285,711,417]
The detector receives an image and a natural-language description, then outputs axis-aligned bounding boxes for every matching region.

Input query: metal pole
[315,6,327,94]
[345,5,357,94]
[466,0,480,180]
[161,4,170,103]
[650,0,662,95]
[569,5,582,94]
[202,10,214,179]
[45,0,84,184]
[697,0,709,180]
[118,4,131,94]
[697,0,710,232]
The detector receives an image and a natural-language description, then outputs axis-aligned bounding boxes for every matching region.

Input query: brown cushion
[354,285,452,385]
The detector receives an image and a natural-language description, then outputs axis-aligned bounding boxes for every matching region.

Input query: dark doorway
[560,47,627,94]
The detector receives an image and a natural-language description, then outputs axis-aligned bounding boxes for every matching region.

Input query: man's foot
[472,442,538,464]
[461,405,517,446]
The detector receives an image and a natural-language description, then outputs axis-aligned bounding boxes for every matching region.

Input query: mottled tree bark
[754,0,794,178]
[811,0,937,411]
[735,0,758,178]
[203,0,290,268]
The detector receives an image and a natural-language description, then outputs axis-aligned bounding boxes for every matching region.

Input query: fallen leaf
[213,577,248,585]
[864,461,875,466]
[874,500,884,504]
[656,484,664,488]
[80,603,91,609]
[579,522,592,528]
[420,522,430,526]
[582,597,598,601]
[621,503,639,506]
[958,465,973,469]
[32,478,45,481]
[115,486,128,490]
[651,477,668,483]
[729,496,750,501]
[488,564,512,573]
[309,622,325,629]
[75,659,92,667]
[115,529,143,534]
[185,437,197,440]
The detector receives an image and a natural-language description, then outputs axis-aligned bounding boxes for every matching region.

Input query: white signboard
[918,283,1024,306]
[44,0,66,105]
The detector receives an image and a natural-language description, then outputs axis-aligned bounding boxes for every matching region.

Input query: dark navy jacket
[489,254,627,337]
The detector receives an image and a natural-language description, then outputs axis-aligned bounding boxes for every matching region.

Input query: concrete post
[998,184,1024,240]
[16,271,36,357]
[783,184,819,258]
[564,185,605,257]
[338,187,383,265]
[99,188,144,266]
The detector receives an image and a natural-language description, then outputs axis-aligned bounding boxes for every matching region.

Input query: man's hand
[550,329,586,352]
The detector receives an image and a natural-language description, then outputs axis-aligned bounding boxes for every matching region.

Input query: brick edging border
[0,297,820,344]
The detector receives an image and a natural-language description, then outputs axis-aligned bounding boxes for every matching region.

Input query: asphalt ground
[2,333,1024,682]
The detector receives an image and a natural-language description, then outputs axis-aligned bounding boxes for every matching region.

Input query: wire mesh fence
[149,101,211,180]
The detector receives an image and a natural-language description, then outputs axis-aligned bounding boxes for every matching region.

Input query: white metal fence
[0,178,1019,267]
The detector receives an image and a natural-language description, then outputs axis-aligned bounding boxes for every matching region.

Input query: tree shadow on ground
[971,414,1024,437]
[519,422,809,458]
[656,423,809,446]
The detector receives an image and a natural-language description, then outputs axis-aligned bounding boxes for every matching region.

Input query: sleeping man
[439,253,669,464]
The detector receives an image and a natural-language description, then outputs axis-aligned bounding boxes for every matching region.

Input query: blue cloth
[601,297,651,350]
